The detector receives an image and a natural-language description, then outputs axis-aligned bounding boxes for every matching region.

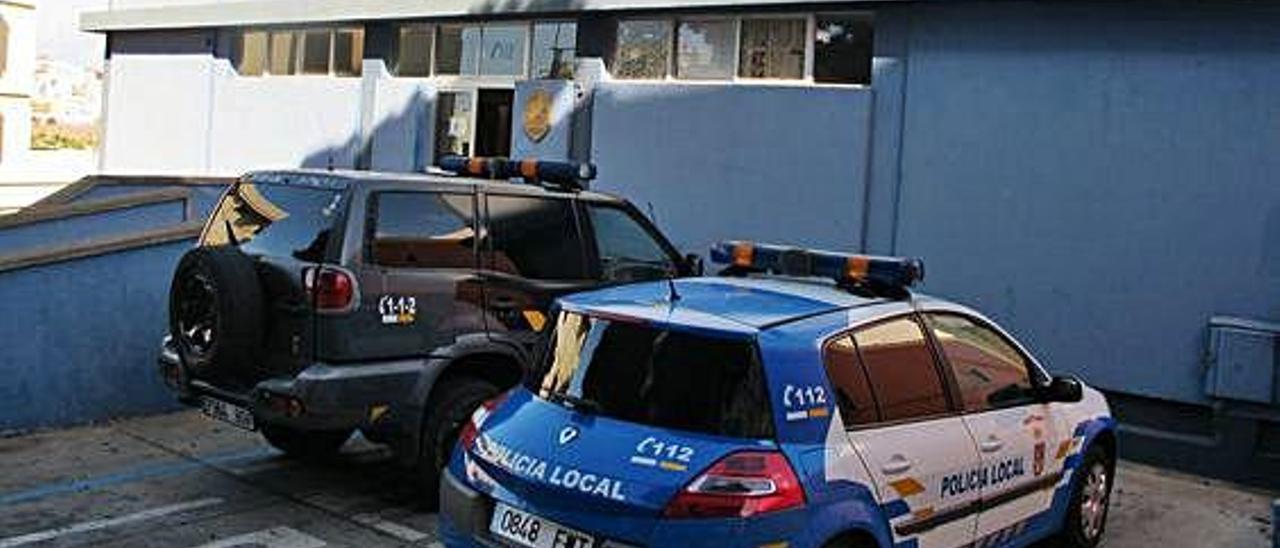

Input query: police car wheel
[417,377,499,500]
[1057,445,1113,547]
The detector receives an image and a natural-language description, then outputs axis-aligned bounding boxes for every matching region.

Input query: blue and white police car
[439,242,1116,548]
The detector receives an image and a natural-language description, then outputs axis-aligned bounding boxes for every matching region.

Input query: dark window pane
[927,314,1035,412]
[814,15,873,84]
[853,317,949,421]
[333,29,363,77]
[532,21,577,79]
[586,204,676,282]
[738,18,805,79]
[397,25,433,77]
[676,19,734,80]
[201,181,343,263]
[435,25,465,75]
[301,30,332,75]
[268,31,296,75]
[371,192,475,269]
[614,20,671,79]
[485,195,586,279]
[533,312,774,438]
[823,336,880,426]
[238,31,267,76]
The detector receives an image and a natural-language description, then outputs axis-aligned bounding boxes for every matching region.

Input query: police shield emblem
[523,88,553,143]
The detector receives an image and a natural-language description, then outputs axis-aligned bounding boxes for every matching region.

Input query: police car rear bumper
[439,469,504,547]
[158,336,423,432]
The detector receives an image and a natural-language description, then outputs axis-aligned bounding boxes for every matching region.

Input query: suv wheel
[260,424,352,460]
[416,377,499,498]
[168,246,264,379]
[1055,444,1114,547]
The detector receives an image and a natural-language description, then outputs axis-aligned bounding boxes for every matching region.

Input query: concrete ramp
[0,175,231,433]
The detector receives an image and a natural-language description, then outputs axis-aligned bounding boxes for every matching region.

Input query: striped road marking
[351,514,431,542]
[193,526,327,548]
[0,497,224,548]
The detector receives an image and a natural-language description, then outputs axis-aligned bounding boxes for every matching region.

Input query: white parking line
[351,513,431,542]
[193,526,327,548]
[0,497,224,548]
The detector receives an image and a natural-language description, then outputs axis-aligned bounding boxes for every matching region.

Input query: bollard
[1273,499,1280,548]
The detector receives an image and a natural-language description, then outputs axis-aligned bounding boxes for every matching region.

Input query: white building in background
[0,0,35,168]
[33,58,102,127]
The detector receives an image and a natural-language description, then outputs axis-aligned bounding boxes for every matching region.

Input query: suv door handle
[979,437,1004,453]
[881,455,912,475]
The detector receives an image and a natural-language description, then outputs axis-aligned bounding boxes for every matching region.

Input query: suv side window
[822,335,880,426]
[485,194,588,280]
[924,313,1037,412]
[583,204,678,282]
[369,191,476,269]
[852,316,951,422]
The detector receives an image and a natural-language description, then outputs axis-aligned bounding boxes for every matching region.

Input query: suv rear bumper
[158,337,424,433]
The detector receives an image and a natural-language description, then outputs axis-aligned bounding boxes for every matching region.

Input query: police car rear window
[202,181,344,262]
[531,311,775,439]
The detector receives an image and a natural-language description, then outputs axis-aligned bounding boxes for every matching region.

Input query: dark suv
[159,165,696,494]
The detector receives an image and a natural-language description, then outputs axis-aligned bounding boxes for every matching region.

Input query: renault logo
[558,425,579,446]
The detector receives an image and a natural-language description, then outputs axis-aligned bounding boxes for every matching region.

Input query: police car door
[826,316,981,548]
[923,313,1065,543]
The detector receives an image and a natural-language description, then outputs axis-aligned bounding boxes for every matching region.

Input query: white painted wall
[101,30,376,175]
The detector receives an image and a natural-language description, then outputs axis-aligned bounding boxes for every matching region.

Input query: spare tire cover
[168,246,265,380]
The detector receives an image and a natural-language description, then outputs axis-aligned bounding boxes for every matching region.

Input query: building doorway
[475,89,514,158]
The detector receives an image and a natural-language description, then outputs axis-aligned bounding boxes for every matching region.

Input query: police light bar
[437,155,596,189]
[709,241,925,289]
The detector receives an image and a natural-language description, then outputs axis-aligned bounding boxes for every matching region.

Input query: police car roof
[246,169,618,201]
[557,276,889,334]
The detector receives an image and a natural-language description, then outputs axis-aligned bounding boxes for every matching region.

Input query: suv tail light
[663,451,806,519]
[303,267,355,312]
[458,392,511,451]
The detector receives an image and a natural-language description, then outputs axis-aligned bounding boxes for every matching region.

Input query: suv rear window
[530,311,774,439]
[202,181,344,262]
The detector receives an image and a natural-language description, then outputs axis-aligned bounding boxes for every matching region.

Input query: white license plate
[489,502,595,548]
[199,396,255,430]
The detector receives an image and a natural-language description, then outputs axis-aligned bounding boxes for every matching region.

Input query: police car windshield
[530,311,774,439]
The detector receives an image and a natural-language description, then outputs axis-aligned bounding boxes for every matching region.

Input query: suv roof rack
[437,155,596,191]
[709,240,925,300]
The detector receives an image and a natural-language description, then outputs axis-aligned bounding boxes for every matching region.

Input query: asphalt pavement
[0,411,1273,547]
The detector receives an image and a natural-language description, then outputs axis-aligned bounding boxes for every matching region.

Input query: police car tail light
[459,392,510,451]
[302,267,355,311]
[708,241,925,291]
[663,451,805,519]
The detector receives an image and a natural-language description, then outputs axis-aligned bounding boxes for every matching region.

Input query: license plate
[489,502,595,548]
[199,396,255,431]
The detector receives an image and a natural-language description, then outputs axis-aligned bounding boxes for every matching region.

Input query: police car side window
[485,195,588,279]
[821,336,880,426]
[584,204,678,282]
[925,313,1036,412]
[368,191,476,268]
[852,317,951,423]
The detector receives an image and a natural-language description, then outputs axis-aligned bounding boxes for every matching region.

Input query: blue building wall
[591,83,873,257]
[878,2,1280,405]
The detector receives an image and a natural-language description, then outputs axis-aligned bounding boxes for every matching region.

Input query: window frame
[363,189,480,271]
[610,12,870,87]
[920,311,1051,413]
[395,23,436,78]
[822,312,963,431]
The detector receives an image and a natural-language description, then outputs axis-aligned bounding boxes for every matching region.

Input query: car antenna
[224,219,239,247]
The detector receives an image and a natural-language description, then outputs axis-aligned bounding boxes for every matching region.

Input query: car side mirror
[1042,375,1084,403]
[681,253,704,277]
